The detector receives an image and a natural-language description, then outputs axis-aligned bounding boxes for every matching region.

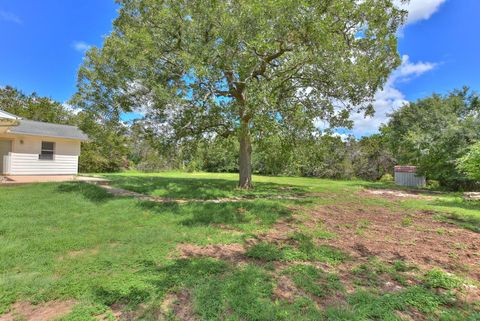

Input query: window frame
[39,141,55,161]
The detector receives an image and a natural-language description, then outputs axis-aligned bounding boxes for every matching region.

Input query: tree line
[2,85,479,190]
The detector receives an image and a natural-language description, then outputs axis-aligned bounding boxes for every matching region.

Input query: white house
[0,109,88,176]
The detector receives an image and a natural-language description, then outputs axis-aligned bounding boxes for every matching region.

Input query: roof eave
[0,118,20,127]
[5,130,89,141]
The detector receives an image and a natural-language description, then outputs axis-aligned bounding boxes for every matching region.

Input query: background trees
[74,0,406,188]
[0,86,75,124]
[3,84,479,190]
[381,88,480,189]
[457,142,480,181]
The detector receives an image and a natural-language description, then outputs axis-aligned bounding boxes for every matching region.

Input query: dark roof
[8,119,89,141]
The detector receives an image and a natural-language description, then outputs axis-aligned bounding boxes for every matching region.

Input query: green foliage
[457,142,480,181]
[423,269,462,290]
[75,0,405,186]
[352,134,396,181]
[352,258,414,288]
[0,86,76,124]
[283,265,343,298]
[170,131,394,182]
[245,242,284,261]
[194,136,239,173]
[382,87,480,190]
[380,173,394,182]
[246,234,348,264]
[60,303,107,321]
[75,108,130,173]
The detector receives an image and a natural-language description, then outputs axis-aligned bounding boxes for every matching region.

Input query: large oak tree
[75,0,406,188]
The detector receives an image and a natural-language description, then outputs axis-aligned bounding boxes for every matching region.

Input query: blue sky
[1,0,479,135]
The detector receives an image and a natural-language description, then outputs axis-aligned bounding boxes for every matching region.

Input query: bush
[380,173,394,182]
[457,142,480,181]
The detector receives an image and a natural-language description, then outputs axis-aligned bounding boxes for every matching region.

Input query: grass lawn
[1,172,479,320]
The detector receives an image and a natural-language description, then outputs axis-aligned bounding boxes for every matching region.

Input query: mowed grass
[101,171,371,199]
[0,172,479,320]
[104,171,480,231]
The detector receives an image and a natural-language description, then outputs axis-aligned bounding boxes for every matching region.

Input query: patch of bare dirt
[176,243,247,263]
[0,300,76,321]
[396,309,427,321]
[310,204,480,279]
[162,290,198,321]
[273,276,303,302]
[460,284,480,305]
[360,189,435,200]
[253,217,300,244]
[57,247,99,261]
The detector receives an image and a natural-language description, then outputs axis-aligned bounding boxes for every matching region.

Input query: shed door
[0,140,11,174]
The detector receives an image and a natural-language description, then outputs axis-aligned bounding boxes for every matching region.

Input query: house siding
[1,135,81,175]
[8,153,79,175]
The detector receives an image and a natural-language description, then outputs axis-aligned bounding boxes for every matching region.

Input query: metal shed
[394,166,426,188]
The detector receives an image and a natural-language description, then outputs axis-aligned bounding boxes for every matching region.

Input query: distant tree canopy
[4,84,479,191]
[457,142,480,182]
[74,0,406,188]
[0,86,74,124]
[381,87,480,189]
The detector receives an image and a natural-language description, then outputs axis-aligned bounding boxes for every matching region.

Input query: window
[39,141,55,160]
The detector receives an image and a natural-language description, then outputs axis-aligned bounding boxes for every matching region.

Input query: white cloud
[62,102,81,115]
[72,41,92,53]
[396,0,447,25]
[395,55,437,80]
[347,55,437,137]
[0,10,22,24]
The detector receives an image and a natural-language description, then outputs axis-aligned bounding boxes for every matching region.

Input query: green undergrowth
[245,233,349,265]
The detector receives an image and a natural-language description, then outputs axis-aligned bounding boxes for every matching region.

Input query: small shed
[394,166,426,188]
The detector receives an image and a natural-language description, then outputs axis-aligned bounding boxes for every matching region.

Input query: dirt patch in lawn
[273,276,304,302]
[359,189,435,200]
[57,247,100,261]
[252,216,301,244]
[0,300,76,321]
[161,290,198,321]
[176,243,247,263]
[310,204,480,279]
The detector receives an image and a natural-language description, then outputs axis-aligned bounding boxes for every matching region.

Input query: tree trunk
[238,118,253,189]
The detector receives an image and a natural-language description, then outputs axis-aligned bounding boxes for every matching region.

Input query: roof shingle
[8,119,88,141]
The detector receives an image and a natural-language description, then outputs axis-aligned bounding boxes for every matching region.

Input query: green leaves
[457,142,480,181]
[79,0,407,128]
[382,87,480,189]
[75,0,406,184]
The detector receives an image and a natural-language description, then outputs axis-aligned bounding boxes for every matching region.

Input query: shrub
[457,142,480,181]
[380,173,394,182]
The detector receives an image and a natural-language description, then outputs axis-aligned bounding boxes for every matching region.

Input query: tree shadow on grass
[56,181,308,231]
[137,199,295,228]
[56,182,114,203]
[140,258,230,292]
[103,175,309,199]
[137,258,326,321]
